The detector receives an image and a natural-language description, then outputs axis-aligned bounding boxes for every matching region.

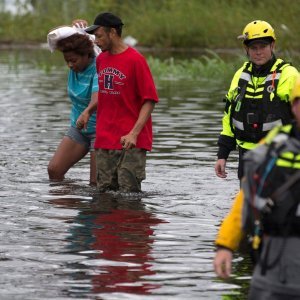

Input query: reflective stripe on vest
[232,118,244,130]
[230,59,292,143]
[242,71,280,99]
[239,71,281,91]
[262,119,282,131]
[277,152,300,168]
[232,117,282,132]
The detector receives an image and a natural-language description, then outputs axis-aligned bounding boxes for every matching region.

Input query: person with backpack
[213,75,300,299]
[215,20,298,180]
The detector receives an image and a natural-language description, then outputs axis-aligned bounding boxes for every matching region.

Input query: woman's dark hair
[56,33,95,58]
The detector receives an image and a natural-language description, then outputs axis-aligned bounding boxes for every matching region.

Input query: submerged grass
[148,50,244,83]
[148,49,300,86]
[3,47,300,89]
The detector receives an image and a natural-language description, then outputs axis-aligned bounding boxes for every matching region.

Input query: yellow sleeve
[215,190,244,251]
[277,65,299,102]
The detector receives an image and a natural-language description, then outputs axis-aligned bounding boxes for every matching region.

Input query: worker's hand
[215,159,227,178]
[72,19,88,28]
[213,248,233,279]
[120,133,137,150]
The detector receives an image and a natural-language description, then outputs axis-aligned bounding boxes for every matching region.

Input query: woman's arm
[76,92,98,130]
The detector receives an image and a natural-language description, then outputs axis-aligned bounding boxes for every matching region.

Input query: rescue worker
[213,75,300,299]
[215,20,298,180]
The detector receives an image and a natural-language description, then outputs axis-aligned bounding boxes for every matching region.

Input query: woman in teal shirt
[47,25,99,185]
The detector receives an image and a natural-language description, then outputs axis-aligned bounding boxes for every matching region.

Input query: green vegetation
[147,50,245,82]
[0,0,300,51]
[2,47,300,87]
[1,0,300,85]
[0,47,245,84]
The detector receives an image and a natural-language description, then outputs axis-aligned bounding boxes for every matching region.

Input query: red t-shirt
[95,47,159,151]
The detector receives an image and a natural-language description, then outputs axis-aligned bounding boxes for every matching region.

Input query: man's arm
[120,100,155,150]
[214,190,244,278]
[215,115,237,178]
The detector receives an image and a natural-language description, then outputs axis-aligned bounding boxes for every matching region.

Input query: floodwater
[0,49,252,300]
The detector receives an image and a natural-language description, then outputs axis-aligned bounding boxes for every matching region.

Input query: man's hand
[120,132,138,150]
[215,159,227,178]
[72,19,88,28]
[213,248,233,279]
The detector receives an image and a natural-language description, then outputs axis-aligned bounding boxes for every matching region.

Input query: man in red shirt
[85,12,159,192]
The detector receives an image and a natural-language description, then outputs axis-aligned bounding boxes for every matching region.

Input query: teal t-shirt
[68,58,98,135]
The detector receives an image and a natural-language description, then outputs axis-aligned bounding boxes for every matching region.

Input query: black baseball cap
[85,12,124,34]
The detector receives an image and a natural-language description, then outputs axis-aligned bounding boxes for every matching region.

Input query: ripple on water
[0,53,249,299]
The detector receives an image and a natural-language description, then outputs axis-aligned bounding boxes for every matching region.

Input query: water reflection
[49,191,165,297]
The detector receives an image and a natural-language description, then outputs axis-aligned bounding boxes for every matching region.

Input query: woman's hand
[76,111,90,130]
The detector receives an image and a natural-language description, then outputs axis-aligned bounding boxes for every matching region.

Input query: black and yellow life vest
[230,59,293,143]
[242,124,300,236]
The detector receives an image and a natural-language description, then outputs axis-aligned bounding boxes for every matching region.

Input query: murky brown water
[0,49,251,299]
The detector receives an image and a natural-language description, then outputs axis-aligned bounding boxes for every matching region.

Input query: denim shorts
[65,126,96,152]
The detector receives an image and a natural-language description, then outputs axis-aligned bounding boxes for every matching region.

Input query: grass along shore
[0,0,300,51]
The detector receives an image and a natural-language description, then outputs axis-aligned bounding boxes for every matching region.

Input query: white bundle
[47,25,101,55]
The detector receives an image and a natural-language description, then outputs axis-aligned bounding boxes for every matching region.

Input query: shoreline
[0,41,241,55]
[0,42,298,59]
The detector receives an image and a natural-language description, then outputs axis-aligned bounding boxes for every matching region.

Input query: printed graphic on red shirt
[99,67,126,92]
[95,47,158,151]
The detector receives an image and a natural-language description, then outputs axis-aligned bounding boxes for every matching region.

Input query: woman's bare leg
[48,136,88,180]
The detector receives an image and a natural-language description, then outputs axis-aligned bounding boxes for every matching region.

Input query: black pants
[238,147,248,180]
[248,286,300,300]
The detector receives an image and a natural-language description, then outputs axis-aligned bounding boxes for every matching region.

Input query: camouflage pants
[95,148,146,192]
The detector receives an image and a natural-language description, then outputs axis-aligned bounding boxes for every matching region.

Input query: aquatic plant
[147,50,245,83]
